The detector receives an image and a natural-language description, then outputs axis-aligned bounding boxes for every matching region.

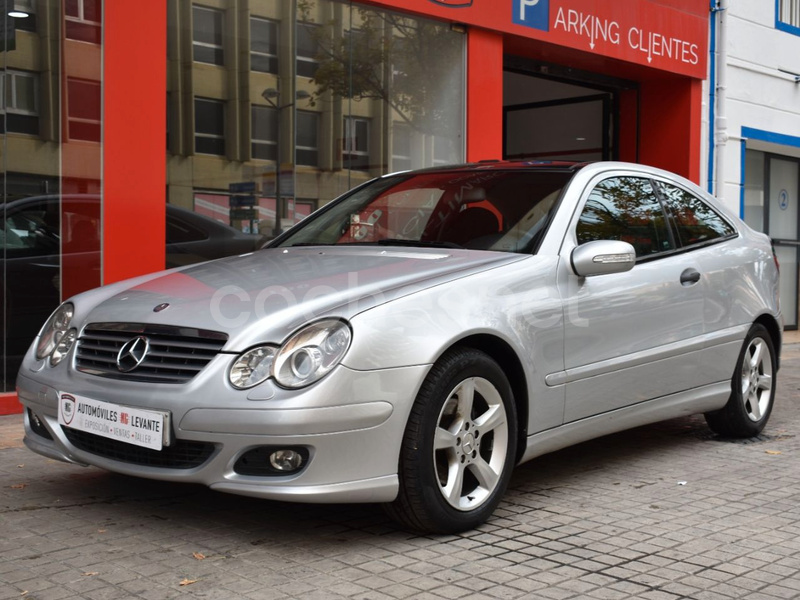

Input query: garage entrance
[503,59,638,163]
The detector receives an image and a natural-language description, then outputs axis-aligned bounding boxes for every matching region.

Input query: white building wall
[706,1,800,216]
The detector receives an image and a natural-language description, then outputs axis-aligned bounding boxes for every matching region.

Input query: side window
[4,201,60,257]
[166,214,209,244]
[656,181,736,247]
[577,176,674,258]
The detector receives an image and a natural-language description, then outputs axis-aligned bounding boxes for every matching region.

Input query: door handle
[680,268,701,286]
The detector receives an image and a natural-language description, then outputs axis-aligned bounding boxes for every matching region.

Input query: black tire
[705,324,777,438]
[384,347,518,534]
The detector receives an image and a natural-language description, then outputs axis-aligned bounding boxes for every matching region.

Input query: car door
[556,173,708,422]
[653,178,746,375]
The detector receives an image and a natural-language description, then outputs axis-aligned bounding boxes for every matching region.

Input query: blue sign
[512,0,549,32]
[779,189,789,211]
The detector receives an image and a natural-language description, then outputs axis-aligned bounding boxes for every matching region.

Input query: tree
[298,1,464,141]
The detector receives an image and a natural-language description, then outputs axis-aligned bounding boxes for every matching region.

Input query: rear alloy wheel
[705,324,777,437]
[384,348,517,533]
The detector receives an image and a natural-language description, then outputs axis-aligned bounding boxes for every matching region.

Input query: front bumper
[17,360,431,504]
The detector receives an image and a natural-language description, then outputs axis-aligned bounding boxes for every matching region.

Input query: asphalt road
[1,346,799,600]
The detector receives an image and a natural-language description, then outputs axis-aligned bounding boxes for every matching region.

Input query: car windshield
[277,169,574,253]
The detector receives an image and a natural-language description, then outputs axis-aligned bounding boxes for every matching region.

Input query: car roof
[381,160,588,178]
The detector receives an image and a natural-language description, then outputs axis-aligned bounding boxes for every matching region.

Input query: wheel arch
[754,313,782,370]
[448,333,529,463]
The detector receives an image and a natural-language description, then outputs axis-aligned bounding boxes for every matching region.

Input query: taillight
[771,240,780,272]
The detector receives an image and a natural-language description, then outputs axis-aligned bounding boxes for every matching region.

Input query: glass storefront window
[166,0,465,262]
[2,1,103,392]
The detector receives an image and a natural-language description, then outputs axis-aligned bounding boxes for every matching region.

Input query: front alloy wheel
[434,377,509,511]
[384,348,517,533]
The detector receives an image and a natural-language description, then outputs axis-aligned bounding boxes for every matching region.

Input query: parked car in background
[2,195,263,390]
[17,162,781,533]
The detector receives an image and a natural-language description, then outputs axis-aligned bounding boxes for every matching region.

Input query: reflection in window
[296,111,319,166]
[67,78,101,142]
[2,70,39,135]
[657,181,735,246]
[343,117,370,170]
[577,177,674,258]
[12,0,36,32]
[65,0,101,43]
[433,136,454,166]
[297,23,320,78]
[3,204,59,258]
[193,5,224,66]
[251,105,278,161]
[194,98,225,155]
[392,124,412,172]
[166,0,466,255]
[250,17,278,74]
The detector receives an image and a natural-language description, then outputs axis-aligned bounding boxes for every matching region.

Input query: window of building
[64,0,101,43]
[1,71,39,135]
[66,78,101,142]
[392,124,412,172]
[193,5,224,66]
[577,176,674,258]
[251,105,278,161]
[195,98,226,155]
[656,181,736,247]
[297,111,319,166]
[250,17,278,74]
[778,0,800,33]
[297,23,320,79]
[343,117,370,170]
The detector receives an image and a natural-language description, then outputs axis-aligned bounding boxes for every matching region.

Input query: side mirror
[571,240,636,277]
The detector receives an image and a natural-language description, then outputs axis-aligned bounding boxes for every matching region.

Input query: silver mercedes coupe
[18,161,781,533]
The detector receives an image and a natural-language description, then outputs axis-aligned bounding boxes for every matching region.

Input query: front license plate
[58,392,170,451]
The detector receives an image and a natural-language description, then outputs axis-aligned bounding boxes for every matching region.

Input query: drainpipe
[714,0,729,204]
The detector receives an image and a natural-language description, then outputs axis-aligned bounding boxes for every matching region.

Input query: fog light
[269,449,304,472]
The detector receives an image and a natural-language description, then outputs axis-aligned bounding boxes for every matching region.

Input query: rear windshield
[277,170,574,254]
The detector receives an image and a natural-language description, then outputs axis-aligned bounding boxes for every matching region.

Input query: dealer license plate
[58,392,170,451]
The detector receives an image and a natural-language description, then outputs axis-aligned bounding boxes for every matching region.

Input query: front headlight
[36,303,74,360]
[273,320,352,389]
[229,346,278,389]
[50,329,77,366]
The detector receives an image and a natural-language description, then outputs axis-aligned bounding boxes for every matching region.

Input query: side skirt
[519,381,731,464]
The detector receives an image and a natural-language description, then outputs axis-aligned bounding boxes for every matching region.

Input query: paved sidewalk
[2,347,800,600]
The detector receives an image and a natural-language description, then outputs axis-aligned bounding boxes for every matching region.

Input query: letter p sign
[513,0,549,31]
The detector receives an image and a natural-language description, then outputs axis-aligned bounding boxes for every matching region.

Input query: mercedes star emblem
[117,336,150,372]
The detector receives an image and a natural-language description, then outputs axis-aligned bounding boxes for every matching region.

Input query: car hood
[78,246,526,349]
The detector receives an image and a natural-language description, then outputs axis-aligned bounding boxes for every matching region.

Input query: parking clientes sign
[523,0,702,68]
[370,0,707,79]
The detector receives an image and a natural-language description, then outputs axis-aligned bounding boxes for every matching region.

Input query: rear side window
[576,176,674,258]
[656,181,735,246]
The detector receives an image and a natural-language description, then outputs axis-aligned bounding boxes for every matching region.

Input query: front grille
[62,427,216,469]
[75,323,228,383]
